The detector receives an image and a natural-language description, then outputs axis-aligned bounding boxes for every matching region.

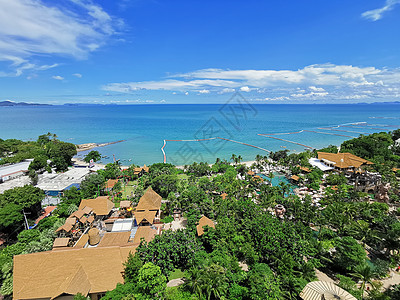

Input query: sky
[0,0,400,104]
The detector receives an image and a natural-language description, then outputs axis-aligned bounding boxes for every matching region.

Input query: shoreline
[75,140,125,152]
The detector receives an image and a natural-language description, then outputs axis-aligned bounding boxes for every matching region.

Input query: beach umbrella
[300,281,357,300]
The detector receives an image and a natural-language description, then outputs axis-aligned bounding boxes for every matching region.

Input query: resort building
[0,160,31,182]
[317,152,373,171]
[133,165,149,176]
[79,196,114,220]
[196,216,215,236]
[104,179,118,193]
[133,187,162,226]
[13,245,137,300]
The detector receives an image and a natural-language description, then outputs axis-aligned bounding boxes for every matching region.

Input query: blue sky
[1,0,400,104]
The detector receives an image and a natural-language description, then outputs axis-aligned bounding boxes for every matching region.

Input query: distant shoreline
[75,140,125,152]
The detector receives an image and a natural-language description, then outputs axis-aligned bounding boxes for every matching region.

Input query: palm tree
[230,154,237,165]
[348,220,382,247]
[350,264,378,299]
[237,155,242,164]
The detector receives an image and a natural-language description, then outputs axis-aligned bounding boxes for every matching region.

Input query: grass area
[169,269,185,280]
[121,181,137,198]
[177,174,188,180]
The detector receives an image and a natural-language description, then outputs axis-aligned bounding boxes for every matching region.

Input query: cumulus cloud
[362,0,400,21]
[52,75,64,80]
[73,73,83,78]
[0,0,121,76]
[102,63,400,102]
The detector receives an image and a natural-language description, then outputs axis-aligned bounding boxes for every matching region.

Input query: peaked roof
[136,187,162,211]
[70,210,85,220]
[55,223,73,233]
[13,245,138,300]
[317,152,373,169]
[105,179,118,189]
[79,196,114,216]
[134,210,157,225]
[132,226,157,245]
[196,216,215,236]
[98,232,132,248]
[82,206,93,214]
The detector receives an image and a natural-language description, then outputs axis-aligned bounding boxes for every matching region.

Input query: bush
[162,215,174,223]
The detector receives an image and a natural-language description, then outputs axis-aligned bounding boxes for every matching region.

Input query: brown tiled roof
[134,210,157,225]
[65,217,77,226]
[80,216,88,224]
[132,226,157,245]
[56,223,73,233]
[134,165,149,175]
[142,164,149,172]
[136,187,162,211]
[79,196,114,216]
[13,245,138,300]
[87,215,95,224]
[221,193,228,200]
[82,206,93,214]
[298,166,311,173]
[119,200,131,208]
[52,238,70,249]
[317,152,373,169]
[196,216,215,236]
[247,170,255,176]
[105,179,118,189]
[291,175,300,181]
[70,210,85,220]
[73,234,89,249]
[98,232,132,248]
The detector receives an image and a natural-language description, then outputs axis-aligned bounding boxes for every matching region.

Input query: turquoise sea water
[0,104,399,165]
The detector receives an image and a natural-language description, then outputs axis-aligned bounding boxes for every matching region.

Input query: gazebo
[300,281,357,300]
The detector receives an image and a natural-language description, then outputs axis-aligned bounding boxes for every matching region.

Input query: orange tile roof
[105,179,118,189]
[34,206,57,225]
[56,223,73,233]
[317,152,373,169]
[291,175,300,181]
[132,226,157,245]
[196,216,215,236]
[82,206,93,214]
[247,170,255,176]
[136,187,162,211]
[13,245,138,300]
[221,193,228,200]
[79,196,114,216]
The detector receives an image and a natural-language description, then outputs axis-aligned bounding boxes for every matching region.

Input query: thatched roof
[300,281,357,300]
[79,196,114,216]
[196,216,215,236]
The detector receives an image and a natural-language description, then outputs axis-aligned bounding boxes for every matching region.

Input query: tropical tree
[350,264,378,299]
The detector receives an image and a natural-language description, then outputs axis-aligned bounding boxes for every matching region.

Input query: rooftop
[196,216,215,236]
[79,196,114,216]
[317,152,373,169]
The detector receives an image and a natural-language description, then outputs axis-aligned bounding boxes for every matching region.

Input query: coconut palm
[350,264,378,299]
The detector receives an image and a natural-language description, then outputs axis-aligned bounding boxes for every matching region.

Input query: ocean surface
[1,103,399,166]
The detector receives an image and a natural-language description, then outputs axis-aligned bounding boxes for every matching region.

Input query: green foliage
[135,262,167,299]
[102,282,136,300]
[0,185,44,233]
[83,150,101,163]
[151,174,179,198]
[99,163,121,180]
[318,144,339,153]
[162,215,174,223]
[124,253,144,283]
[17,229,41,244]
[136,229,203,275]
[269,150,289,162]
[80,173,106,198]
[333,236,366,272]
[247,263,282,300]
[28,155,48,171]
[73,293,88,300]
[325,173,347,186]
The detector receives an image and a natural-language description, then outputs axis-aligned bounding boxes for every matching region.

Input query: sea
[1,103,399,166]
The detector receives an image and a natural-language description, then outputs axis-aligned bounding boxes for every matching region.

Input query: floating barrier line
[258,130,304,135]
[162,137,270,163]
[258,134,315,149]
[303,130,356,138]
[317,128,368,135]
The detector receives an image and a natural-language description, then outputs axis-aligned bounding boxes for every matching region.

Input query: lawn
[120,181,137,198]
[169,269,185,280]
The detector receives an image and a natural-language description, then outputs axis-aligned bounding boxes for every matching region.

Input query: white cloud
[102,63,400,102]
[362,0,400,21]
[309,86,325,92]
[198,89,210,94]
[73,73,82,78]
[185,92,189,95]
[52,75,64,80]
[0,0,121,76]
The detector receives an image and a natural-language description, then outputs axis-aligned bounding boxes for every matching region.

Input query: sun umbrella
[300,281,357,300]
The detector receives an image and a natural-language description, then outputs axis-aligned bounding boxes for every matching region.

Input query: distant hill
[0,100,51,107]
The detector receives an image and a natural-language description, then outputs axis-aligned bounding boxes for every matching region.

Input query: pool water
[257,172,297,194]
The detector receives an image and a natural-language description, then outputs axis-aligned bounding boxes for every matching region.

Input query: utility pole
[22,209,30,230]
